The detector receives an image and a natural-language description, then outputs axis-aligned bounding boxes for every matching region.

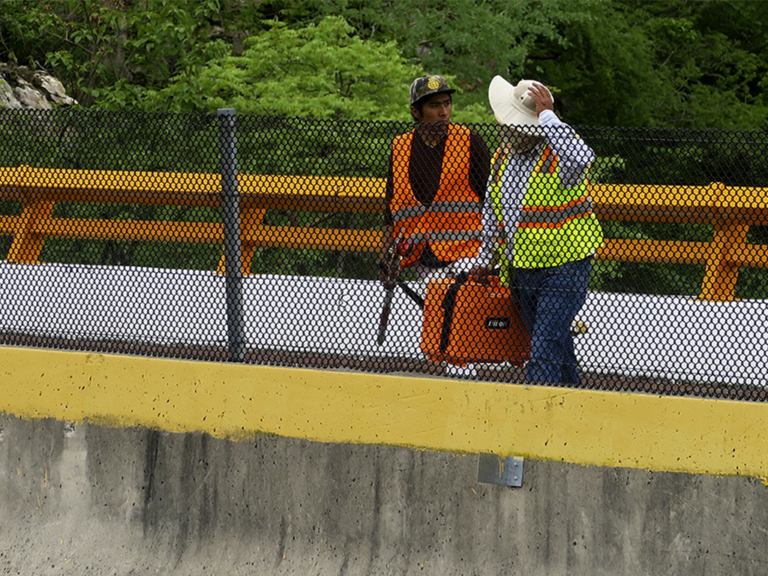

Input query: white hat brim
[488,75,539,127]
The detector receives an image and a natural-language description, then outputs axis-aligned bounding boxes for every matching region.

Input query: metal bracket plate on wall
[476,453,524,487]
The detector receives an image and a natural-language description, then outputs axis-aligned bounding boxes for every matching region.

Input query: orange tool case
[420,274,531,366]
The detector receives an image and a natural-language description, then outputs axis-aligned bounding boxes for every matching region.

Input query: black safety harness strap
[439,271,469,354]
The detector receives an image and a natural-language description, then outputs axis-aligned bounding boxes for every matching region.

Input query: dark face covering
[497,124,544,154]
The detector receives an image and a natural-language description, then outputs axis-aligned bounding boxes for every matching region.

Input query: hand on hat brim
[527,82,555,116]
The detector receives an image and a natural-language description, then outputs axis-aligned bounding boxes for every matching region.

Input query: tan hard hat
[488,76,553,127]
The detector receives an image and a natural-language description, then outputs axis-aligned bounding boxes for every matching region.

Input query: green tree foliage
[149,17,423,120]
[246,0,603,121]
[0,0,229,108]
[3,0,767,129]
[526,0,768,129]
[635,0,768,130]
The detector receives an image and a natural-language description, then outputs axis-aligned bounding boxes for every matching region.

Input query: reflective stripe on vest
[390,201,483,223]
[518,194,595,227]
[390,125,482,266]
[490,146,603,270]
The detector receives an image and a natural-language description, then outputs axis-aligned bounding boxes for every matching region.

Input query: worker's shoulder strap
[439,272,470,354]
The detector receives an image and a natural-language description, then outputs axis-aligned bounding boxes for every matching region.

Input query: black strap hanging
[438,271,469,354]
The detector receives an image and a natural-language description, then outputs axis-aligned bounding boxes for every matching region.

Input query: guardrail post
[699,182,745,302]
[7,166,54,265]
[700,223,747,302]
[218,108,246,362]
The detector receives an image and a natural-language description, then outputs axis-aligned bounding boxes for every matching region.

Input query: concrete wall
[2,346,768,575]
[2,416,768,576]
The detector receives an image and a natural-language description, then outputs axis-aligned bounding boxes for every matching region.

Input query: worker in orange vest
[380,75,490,295]
[379,75,491,377]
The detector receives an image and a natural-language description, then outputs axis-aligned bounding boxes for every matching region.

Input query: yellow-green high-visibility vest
[490,146,603,279]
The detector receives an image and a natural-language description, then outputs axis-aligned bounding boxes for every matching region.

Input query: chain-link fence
[0,108,766,400]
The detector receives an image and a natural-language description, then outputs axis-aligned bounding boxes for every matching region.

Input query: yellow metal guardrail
[591,181,768,301]
[1,166,767,301]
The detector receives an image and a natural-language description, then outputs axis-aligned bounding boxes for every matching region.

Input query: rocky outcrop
[0,63,78,109]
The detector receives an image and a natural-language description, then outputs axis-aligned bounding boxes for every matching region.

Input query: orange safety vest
[389,125,482,268]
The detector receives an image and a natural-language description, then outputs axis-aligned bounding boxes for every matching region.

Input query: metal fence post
[218,108,245,362]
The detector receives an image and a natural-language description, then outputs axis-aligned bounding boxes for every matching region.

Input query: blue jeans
[516,258,591,385]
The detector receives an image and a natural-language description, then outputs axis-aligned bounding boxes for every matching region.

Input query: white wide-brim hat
[488,76,553,127]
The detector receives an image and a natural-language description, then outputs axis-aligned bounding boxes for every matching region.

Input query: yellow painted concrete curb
[2,346,766,478]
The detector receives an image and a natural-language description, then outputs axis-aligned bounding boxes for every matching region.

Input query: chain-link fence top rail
[0,108,767,400]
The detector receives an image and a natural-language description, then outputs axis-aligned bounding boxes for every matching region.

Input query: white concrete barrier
[0,260,766,385]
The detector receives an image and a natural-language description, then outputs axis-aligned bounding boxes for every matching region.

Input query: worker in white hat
[470,76,603,385]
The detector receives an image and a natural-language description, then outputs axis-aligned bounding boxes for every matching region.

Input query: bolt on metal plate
[477,453,524,487]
